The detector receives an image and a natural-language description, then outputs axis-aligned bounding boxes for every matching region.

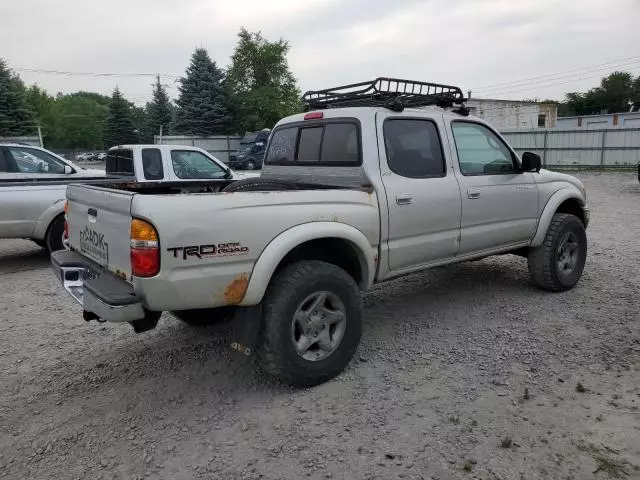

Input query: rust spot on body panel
[224,273,249,305]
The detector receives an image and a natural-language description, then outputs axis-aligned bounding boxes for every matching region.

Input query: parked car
[97,152,107,161]
[0,144,105,252]
[1,144,240,252]
[228,130,270,170]
[75,152,96,162]
[51,78,590,386]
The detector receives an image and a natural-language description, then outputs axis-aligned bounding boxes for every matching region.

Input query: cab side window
[451,122,517,175]
[7,146,67,174]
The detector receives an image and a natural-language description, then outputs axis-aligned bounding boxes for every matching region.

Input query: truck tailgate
[66,184,134,281]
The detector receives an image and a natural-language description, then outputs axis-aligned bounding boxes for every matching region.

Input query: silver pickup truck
[51,78,590,386]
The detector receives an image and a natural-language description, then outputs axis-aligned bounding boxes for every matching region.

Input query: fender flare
[32,199,65,240]
[239,222,377,306]
[530,188,584,247]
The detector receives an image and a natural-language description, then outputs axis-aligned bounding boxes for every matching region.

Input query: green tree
[561,71,639,116]
[25,85,56,144]
[103,87,138,147]
[0,58,35,136]
[226,28,302,133]
[54,92,109,149]
[174,48,229,135]
[146,75,173,138]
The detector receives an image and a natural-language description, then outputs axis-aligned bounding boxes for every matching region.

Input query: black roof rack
[302,77,468,114]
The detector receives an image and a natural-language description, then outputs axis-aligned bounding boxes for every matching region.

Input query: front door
[447,121,539,255]
[379,114,462,272]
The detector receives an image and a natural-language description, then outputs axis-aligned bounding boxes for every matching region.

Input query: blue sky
[2,0,639,104]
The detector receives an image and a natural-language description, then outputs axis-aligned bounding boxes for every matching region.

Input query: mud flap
[230,305,262,357]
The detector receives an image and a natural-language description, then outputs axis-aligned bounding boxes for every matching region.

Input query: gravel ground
[1,172,639,480]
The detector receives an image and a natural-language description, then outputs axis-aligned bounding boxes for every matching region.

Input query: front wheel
[245,160,256,170]
[257,260,363,387]
[527,213,587,292]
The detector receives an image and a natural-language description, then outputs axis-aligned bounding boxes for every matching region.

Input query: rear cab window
[265,120,361,166]
[106,149,134,176]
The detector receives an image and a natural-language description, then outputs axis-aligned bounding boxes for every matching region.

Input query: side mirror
[64,165,73,174]
[521,152,541,173]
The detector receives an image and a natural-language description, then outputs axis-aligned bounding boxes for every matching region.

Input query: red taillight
[304,111,323,120]
[130,218,159,277]
[131,248,159,277]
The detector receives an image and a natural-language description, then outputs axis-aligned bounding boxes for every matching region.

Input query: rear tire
[527,213,587,292]
[257,260,363,387]
[45,215,65,253]
[171,307,235,326]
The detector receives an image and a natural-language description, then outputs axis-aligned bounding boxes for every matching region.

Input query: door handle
[467,189,481,199]
[395,194,413,205]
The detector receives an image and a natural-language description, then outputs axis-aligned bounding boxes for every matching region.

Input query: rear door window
[106,149,134,176]
[383,119,445,178]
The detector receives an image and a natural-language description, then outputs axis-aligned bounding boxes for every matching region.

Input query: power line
[12,67,181,80]
[472,54,640,92]
[480,67,640,97]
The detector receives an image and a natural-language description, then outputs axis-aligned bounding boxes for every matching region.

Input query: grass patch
[577,441,630,478]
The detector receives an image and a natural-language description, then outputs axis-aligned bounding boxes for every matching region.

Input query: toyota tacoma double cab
[51,78,589,386]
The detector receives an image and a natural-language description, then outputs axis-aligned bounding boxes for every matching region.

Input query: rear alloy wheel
[528,213,587,292]
[258,260,362,387]
[45,215,66,253]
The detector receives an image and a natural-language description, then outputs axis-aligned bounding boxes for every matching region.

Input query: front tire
[245,160,256,170]
[528,213,587,292]
[258,260,363,387]
[45,215,65,253]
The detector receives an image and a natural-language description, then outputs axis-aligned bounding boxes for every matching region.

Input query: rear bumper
[51,250,146,323]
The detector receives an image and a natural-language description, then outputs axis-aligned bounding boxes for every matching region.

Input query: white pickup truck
[1,143,243,252]
[51,78,590,386]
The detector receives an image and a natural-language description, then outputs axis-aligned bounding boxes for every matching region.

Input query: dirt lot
[1,172,639,480]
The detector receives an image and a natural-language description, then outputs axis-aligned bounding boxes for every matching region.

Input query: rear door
[66,185,135,280]
[377,113,462,272]
[446,120,539,254]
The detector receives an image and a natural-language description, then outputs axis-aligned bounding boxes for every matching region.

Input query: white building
[556,111,640,129]
[466,98,558,129]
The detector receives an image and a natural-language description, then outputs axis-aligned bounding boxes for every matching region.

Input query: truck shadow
[34,257,538,397]
[0,242,49,275]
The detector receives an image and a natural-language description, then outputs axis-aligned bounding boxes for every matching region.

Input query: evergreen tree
[103,87,138,147]
[145,75,173,138]
[0,58,35,136]
[174,48,229,135]
[226,28,302,133]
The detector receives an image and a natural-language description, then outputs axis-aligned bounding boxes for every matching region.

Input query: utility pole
[37,124,43,147]
[158,124,163,144]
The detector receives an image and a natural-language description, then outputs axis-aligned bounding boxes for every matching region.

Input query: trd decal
[167,242,249,260]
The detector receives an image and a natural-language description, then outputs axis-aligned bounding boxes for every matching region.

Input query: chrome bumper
[51,251,146,323]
